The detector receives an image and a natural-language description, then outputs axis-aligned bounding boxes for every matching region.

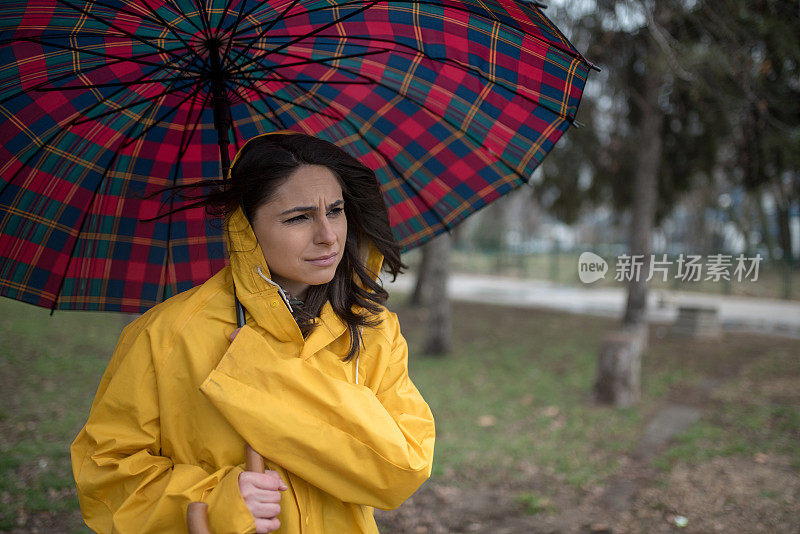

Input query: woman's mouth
[306,253,338,267]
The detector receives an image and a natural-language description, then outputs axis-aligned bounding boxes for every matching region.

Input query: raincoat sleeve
[200,311,435,510]
[70,319,255,534]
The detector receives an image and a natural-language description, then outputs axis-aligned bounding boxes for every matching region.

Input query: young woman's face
[251,164,347,299]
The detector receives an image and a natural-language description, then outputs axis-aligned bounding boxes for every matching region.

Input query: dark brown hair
[156,133,404,360]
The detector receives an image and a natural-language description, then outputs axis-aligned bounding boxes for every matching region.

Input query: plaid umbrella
[0,0,593,313]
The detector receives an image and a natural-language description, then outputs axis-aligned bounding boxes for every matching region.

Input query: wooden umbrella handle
[245,444,265,473]
[186,502,212,534]
[186,444,266,534]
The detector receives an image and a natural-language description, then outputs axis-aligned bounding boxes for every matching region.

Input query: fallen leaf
[478,415,496,427]
[542,405,559,418]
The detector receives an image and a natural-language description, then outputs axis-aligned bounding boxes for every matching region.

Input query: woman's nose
[314,215,337,245]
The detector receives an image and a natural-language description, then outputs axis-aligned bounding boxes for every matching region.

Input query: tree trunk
[595,327,647,408]
[755,189,778,262]
[622,60,664,327]
[422,233,452,356]
[410,239,435,306]
[599,12,665,407]
[773,180,795,264]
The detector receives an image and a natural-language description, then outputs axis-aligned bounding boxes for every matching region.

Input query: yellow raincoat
[71,206,435,533]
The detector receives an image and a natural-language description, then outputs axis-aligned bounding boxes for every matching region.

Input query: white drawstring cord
[355,326,362,385]
[256,266,293,313]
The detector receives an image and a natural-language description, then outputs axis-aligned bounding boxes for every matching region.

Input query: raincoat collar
[224,205,385,359]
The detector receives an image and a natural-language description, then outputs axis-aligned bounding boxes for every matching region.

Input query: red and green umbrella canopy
[0,0,592,313]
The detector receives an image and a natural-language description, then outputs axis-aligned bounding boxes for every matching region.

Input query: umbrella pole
[208,39,246,329]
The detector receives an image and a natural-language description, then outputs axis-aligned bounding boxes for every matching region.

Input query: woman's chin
[303,269,338,288]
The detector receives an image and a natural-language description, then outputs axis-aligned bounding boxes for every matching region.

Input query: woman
[71,133,436,533]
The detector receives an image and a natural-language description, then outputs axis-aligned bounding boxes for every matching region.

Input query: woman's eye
[328,207,344,217]
[284,214,308,224]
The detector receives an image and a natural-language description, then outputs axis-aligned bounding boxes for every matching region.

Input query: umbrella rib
[231,78,294,132]
[228,44,388,88]
[258,71,406,179]
[198,0,214,37]
[159,85,211,304]
[241,0,380,63]
[48,80,197,312]
[0,69,184,202]
[224,0,303,72]
[0,55,162,107]
[118,84,208,151]
[212,0,235,37]
[189,0,213,37]
[176,0,215,77]
[228,81,291,132]
[227,0,302,41]
[71,80,201,126]
[231,73,343,123]
[54,0,193,66]
[230,48,387,79]
[13,37,202,75]
[34,76,206,92]
[229,0,374,40]
[228,74,373,86]
[130,0,198,53]
[78,0,195,41]
[220,0,274,47]
[0,32,183,45]
[159,0,205,36]
[0,124,74,207]
[219,0,254,71]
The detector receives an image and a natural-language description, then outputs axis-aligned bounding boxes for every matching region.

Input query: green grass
[0,299,127,532]
[653,345,800,472]
[400,302,684,489]
[515,491,555,515]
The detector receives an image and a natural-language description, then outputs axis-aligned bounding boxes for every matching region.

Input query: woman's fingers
[254,490,282,504]
[240,485,282,504]
[239,470,286,528]
[250,501,281,518]
[241,470,287,491]
[255,517,281,533]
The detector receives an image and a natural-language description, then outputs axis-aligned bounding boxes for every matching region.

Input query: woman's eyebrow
[279,199,344,216]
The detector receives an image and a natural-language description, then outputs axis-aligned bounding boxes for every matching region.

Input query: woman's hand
[238,470,287,533]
